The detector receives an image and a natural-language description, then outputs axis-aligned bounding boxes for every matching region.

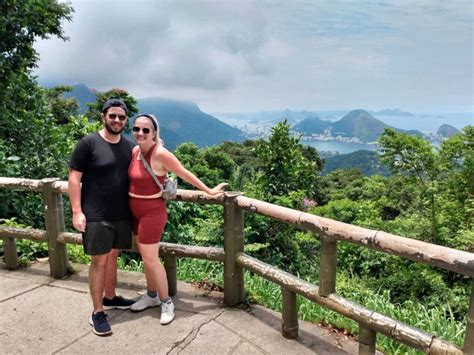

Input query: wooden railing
[0,177,473,354]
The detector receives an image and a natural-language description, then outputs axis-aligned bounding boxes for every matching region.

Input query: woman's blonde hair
[135,114,164,148]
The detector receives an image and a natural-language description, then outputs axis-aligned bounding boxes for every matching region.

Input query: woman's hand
[208,182,228,195]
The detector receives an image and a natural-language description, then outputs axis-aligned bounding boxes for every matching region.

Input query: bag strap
[139,151,165,192]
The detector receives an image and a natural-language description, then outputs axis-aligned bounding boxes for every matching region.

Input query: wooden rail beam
[0,226,47,241]
[236,252,462,354]
[41,178,68,278]
[236,195,474,278]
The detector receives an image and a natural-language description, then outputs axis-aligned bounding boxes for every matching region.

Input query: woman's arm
[156,148,227,195]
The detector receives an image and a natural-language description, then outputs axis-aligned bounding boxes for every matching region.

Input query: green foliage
[0,109,99,227]
[379,127,474,248]
[379,129,439,242]
[67,244,91,264]
[315,198,379,225]
[44,85,80,124]
[0,0,73,96]
[173,142,236,189]
[323,150,390,176]
[255,120,322,201]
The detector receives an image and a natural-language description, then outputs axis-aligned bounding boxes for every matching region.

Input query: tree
[86,88,138,122]
[255,120,322,202]
[218,140,260,191]
[173,142,235,189]
[45,85,80,124]
[378,128,441,242]
[438,126,474,251]
[0,0,73,86]
[0,0,74,154]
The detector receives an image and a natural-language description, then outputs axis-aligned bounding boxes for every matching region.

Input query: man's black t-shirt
[69,132,134,222]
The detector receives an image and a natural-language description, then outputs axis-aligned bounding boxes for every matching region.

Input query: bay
[302,140,378,154]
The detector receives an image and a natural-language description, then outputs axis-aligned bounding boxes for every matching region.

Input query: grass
[161,257,466,355]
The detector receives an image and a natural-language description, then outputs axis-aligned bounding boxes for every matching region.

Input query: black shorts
[83,220,132,255]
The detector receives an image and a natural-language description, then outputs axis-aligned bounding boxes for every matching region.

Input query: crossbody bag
[139,152,177,200]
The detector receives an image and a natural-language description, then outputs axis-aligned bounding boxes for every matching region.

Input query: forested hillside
[323,150,390,176]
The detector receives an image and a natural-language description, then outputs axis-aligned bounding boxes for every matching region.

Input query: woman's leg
[137,238,169,300]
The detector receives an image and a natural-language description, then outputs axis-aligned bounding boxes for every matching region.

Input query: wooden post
[164,254,177,297]
[223,193,245,306]
[4,237,19,269]
[319,237,337,296]
[464,282,474,354]
[281,287,298,339]
[359,324,377,354]
[41,178,68,278]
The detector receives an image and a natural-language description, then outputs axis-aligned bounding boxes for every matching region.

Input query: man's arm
[68,169,86,232]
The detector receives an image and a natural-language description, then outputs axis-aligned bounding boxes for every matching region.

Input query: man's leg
[89,252,110,312]
[102,247,135,309]
[104,248,119,299]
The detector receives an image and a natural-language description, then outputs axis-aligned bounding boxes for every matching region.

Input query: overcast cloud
[34,0,473,113]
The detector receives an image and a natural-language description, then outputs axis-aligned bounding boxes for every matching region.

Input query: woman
[128,114,227,325]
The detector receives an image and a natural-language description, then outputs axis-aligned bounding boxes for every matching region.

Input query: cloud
[34,0,473,112]
[35,0,273,92]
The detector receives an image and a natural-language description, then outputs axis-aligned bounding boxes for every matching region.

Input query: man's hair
[102,98,128,115]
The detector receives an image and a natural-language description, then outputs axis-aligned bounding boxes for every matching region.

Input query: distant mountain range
[51,83,469,150]
[215,109,472,134]
[292,109,424,142]
[60,84,245,150]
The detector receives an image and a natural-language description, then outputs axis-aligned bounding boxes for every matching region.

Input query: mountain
[137,97,245,148]
[62,84,97,113]
[437,124,459,138]
[56,84,245,150]
[292,117,331,135]
[323,150,389,176]
[267,109,317,124]
[292,109,425,142]
[332,110,391,142]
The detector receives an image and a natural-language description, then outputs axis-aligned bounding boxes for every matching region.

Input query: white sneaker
[130,294,161,312]
[160,300,175,325]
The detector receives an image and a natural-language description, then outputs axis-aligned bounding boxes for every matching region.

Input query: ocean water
[215,111,472,154]
[376,113,473,132]
[302,140,378,154]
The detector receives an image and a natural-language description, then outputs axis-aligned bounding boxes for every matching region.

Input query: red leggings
[130,198,167,244]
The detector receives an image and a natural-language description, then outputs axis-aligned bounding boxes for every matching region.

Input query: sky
[34,0,474,114]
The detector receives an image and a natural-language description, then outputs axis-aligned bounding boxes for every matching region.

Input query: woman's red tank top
[128,145,166,196]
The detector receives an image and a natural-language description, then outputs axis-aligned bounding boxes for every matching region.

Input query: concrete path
[0,261,360,354]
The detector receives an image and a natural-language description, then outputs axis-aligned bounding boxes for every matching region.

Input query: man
[68,98,135,336]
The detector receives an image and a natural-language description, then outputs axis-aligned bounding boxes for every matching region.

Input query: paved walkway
[0,261,360,354]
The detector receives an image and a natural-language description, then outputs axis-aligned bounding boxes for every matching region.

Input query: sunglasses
[107,113,127,121]
[132,126,151,134]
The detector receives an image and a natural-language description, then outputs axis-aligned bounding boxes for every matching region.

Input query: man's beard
[105,122,125,135]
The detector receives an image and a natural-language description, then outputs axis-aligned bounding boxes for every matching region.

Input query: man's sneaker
[103,295,135,310]
[160,299,175,325]
[130,294,161,312]
[89,311,112,336]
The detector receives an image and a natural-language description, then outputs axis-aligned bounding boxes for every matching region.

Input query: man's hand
[72,212,86,232]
